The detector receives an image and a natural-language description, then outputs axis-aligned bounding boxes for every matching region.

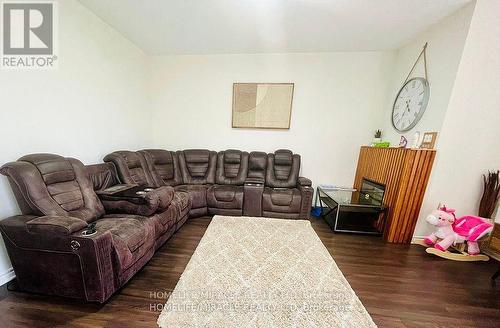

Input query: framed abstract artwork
[232,83,294,129]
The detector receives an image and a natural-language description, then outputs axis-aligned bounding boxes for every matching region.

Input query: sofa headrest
[104,151,143,169]
[18,154,76,185]
[223,149,242,164]
[144,149,174,165]
[184,149,210,163]
[274,149,293,166]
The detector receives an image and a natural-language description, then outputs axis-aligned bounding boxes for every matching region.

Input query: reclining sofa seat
[140,149,191,227]
[0,154,181,302]
[207,150,249,216]
[176,149,217,217]
[103,150,191,231]
[263,149,313,219]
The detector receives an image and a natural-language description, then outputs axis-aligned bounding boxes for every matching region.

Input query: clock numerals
[392,78,429,132]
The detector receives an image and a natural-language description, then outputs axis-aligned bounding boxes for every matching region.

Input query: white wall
[381,3,475,146]
[149,52,394,189]
[0,0,151,283]
[414,0,500,236]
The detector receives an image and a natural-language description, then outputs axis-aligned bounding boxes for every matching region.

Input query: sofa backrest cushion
[178,149,217,184]
[140,149,182,187]
[0,154,104,222]
[248,151,268,181]
[86,163,119,191]
[103,151,154,186]
[216,150,249,185]
[265,149,300,188]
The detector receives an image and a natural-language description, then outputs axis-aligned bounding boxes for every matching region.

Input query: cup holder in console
[81,230,97,236]
[81,223,97,236]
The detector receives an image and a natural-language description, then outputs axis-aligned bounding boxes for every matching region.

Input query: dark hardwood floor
[0,216,499,327]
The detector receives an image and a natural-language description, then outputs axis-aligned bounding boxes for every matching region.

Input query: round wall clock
[391,77,430,132]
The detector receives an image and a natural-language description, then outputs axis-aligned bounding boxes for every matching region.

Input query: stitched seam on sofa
[26,222,71,234]
[68,161,90,215]
[48,184,80,196]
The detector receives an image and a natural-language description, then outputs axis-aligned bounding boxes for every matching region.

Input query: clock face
[392,77,430,132]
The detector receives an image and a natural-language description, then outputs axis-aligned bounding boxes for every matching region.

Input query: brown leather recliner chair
[207,150,249,216]
[0,154,187,302]
[103,150,191,231]
[263,149,313,219]
[139,149,190,228]
[176,149,217,217]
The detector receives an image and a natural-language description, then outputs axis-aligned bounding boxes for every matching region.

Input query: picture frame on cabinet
[420,132,438,149]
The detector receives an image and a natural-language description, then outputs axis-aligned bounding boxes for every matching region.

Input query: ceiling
[78,0,471,55]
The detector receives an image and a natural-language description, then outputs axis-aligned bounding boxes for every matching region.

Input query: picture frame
[420,132,438,149]
[232,83,294,129]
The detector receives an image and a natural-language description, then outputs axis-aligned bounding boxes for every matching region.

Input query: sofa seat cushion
[90,215,155,271]
[207,185,244,209]
[174,185,207,209]
[262,188,302,213]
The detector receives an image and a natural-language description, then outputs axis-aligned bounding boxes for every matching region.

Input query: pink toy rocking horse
[420,205,493,261]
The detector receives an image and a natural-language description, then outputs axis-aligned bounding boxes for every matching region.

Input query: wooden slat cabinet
[353,146,436,244]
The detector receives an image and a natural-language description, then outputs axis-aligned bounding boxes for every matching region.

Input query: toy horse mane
[439,205,456,219]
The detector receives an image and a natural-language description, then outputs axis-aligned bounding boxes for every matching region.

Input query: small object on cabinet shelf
[399,135,408,148]
[371,129,382,146]
[411,131,422,148]
[420,132,438,149]
[374,141,390,148]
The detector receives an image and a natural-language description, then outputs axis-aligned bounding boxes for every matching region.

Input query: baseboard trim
[0,268,15,286]
[411,236,425,243]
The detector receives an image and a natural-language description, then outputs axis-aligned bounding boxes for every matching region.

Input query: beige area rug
[157,216,376,327]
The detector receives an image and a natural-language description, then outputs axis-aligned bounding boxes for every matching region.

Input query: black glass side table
[315,181,387,235]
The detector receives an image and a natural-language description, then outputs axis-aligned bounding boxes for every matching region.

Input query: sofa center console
[243,177,264,217]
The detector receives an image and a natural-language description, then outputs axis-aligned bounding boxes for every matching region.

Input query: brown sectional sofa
[0,149,312,302]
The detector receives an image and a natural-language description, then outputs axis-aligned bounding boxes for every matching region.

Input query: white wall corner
[0,268,15,286]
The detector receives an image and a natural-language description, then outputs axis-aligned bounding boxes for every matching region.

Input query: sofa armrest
[245,177,265,185]
[101,195,159,216]
[152,186,174,210]
[0,215,116,302]
[27,216,88,235]
[298,177,312,187]
[100,186,174,216]
[297,177,313,219]
[243,179,265,217]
